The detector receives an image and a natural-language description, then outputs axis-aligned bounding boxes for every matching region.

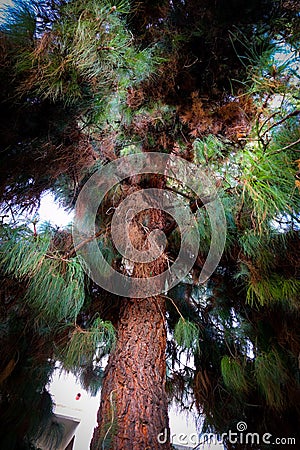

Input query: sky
[38,192,73,227]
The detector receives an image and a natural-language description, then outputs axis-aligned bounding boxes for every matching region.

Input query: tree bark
[91,189,171,450]
[90,295,171,450]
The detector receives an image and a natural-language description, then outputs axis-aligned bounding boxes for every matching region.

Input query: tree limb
[260,109,300,138]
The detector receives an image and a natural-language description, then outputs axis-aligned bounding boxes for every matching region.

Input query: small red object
[75,393,81,400]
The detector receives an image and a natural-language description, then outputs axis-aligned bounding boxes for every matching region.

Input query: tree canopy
[0,1,299,449]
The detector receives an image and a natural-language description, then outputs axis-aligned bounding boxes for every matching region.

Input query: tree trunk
[91,194,171,450]
[90,295,171,450]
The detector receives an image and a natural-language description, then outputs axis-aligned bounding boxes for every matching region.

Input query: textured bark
[91,193,171,449]
[90,295,171,450]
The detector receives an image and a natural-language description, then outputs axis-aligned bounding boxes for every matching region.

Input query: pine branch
[67,229,104,258]
[268,137,300,155]
[260,109,300,138]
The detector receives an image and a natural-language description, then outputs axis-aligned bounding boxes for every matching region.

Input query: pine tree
[0,1,299,449]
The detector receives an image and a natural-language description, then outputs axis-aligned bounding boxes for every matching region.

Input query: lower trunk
[90,295,171,450]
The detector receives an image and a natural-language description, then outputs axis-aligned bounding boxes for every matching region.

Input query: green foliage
[174,317,199,352]
[221,355,249,394]
[271,118,300,153]
[27,256,85,321]
[239,229,270,260]
[195,208,212,255]
[0,225,85,321]
[255,349,288,409]
[193,135,226,164]
[230,29,300,97]
[0,226,51,278]
[61,318,116,371]
[5,0,158,116]
[241,144,298,228]
[246,275,300,308]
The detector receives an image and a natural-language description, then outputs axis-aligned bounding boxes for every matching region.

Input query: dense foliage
[0,0,299,448]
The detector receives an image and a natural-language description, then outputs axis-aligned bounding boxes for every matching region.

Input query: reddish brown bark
[90,295,171,450]
[91,193,171,450]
